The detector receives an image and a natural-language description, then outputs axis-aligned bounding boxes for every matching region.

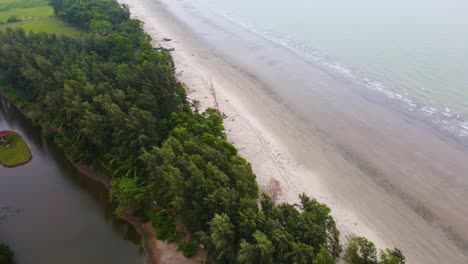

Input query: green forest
[0,0,405,263]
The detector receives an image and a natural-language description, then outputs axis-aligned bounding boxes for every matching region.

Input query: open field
[0,0,48,11]
[0,6,83,36]
[0,131,32,167]
[0,6,52,23]
[0,17,83,35]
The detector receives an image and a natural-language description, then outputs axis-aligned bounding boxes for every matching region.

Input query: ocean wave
[211,7,468,144]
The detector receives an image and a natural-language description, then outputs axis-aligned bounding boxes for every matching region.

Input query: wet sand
[119,0,468,263]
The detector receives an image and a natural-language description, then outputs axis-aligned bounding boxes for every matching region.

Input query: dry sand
[118,0,468,263]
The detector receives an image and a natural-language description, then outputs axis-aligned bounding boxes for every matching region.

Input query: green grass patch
[0,131,32,167]
[0,6,83,36]
[0,17,83,36]
[0,6,52,23]
[0,0,48,11]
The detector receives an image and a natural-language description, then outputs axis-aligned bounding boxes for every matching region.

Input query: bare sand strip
[118,0,468,263]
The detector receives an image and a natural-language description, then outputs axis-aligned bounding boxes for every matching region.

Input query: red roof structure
[0,131,10,137]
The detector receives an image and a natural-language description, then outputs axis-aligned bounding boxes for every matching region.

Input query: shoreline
[67,157,205,264]
[2,0,467,262]
[118,0,468,263]
[68,158,204,264]
[0,132,32,168]
[117,0,381,245]
[0,91,203,264]
[0,94,33,168]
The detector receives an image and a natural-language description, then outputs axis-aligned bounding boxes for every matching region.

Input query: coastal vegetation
[0,0,405,263]
[0,131,32,167]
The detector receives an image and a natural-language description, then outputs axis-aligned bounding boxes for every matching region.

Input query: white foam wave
[212,7,468,143]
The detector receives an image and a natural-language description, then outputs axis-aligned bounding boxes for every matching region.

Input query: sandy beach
[118,0,468,263]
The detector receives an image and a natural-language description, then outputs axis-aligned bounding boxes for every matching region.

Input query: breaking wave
[212,7,468,144]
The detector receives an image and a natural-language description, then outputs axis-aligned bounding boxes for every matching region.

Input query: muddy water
[0,96,144,264]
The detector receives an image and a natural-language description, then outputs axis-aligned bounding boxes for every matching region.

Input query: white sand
[118,1,468,263]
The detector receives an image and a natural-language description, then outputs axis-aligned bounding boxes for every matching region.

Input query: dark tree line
[0,0,405,263]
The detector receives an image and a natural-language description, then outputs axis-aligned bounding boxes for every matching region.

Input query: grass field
[0,17,83,35]
[0,6,52,23]
[0,131,32,167]
[0,6,83,36]
[0,0,48,11]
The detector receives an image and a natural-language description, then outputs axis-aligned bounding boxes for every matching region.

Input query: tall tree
[314,246,336,264]
[343,236,378,264]
[379,248,406,264]
[208,213,236,263]
[238,231,275,264]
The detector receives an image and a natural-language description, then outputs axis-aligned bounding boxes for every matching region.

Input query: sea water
[201,0,468,138]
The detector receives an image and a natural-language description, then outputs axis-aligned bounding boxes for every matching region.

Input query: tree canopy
[343,237,406,264]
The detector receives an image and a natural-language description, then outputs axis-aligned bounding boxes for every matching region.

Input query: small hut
[0,131,12,144]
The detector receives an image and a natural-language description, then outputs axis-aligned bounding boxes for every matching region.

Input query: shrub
[133,206,151,222]
[178,241,197,258]
[151,210,180,242]
[7,15,20,23]
[343,236,378,264]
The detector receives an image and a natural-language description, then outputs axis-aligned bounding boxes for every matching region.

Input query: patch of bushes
[150,211,198,258]
[178,242,197,258]
[150,211,182,243]
[133,206,151,222]
[7,15,19,23]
